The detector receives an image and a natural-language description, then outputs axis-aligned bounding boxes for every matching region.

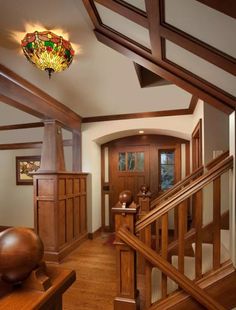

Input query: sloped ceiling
[83,0,236,114]
[0,0,195,121]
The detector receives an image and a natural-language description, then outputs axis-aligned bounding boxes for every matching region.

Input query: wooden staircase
[112,151,235,310]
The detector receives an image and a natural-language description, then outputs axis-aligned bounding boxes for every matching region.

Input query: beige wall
[202,102,229,225]
[0,104,73,228]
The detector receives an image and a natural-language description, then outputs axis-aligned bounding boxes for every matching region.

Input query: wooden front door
[101,135,189,232]
[109,145,150,229]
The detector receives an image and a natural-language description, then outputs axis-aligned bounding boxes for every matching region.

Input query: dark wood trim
[94,30,234,114]
[82,108,192,123]
[0,65,81,131]
[88,227,102,239]
[0,139,72,150]
[159,24,236,76]
[94,0,148,28]
[192,119,203,171]
[133,63,171,88]
[0,122,44,131]
[83,0,152,57]
[101,146,106,229]
[44,232,88,263]
[162,56,235,114]
[189,96,199,113]
[145,0,162,59]
[206,150,229,170]
[195,0,236,19]
[192,119,202,140]
[0,142,42,150]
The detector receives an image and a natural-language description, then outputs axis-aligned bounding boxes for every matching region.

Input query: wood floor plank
[60,233,116,310]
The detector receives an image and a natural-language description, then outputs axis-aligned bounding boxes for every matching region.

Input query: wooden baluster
[161,213,168,298]
[155,219,160,252]
[178,200,188,275]
[137,185,152,308]
[174,208,179,240]
[194,190,203,279]
[112,191,140,310]
[213,176,221,270]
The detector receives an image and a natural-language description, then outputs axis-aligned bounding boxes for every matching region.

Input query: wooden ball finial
[0,227,44,284]
[119,190,133,207]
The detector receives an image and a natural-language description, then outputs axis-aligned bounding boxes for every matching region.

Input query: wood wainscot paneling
[33,172,88,263]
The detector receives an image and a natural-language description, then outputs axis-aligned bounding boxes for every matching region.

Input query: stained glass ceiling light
[21,30,74,78]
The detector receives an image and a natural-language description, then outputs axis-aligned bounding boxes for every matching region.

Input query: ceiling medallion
[21,30,74,78]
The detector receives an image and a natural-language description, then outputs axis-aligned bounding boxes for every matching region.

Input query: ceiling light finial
[21,30,74,78]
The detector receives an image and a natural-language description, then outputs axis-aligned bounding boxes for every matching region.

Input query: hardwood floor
[59,233,116,310]
[54,233,236,310]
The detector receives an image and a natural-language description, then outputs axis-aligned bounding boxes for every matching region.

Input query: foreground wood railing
[113,154,233,310]
[136,156,233,232]
[117,227,226,310]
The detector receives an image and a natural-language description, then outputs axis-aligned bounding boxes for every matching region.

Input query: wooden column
[112,191,140,310]
[39,120,65,172]
[33,120,87,262]
[33,173,88,262]
[72,131,81,171]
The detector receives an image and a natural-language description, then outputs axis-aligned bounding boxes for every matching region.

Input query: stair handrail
[136,155,233,233]
[117,227,226,310]
[205,150,229,171]
[150,165,204,209]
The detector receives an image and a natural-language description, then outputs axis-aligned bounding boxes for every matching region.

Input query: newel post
[137,185,152,274]
[137,185,152,308]
[112,190,140,310]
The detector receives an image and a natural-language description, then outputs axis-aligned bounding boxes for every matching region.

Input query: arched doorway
[101,134,190,231]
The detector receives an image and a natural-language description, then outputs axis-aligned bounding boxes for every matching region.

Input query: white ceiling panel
[166,40,236,97]
[95,2,151,49]
[123,0,146,12]
[165,0,236,58]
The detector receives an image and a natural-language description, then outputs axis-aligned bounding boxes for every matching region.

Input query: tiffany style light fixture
[21,30,74,78]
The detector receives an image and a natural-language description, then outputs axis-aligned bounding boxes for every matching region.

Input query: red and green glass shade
[21,31,74,78]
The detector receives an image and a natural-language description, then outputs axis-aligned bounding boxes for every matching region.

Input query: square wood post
[137,186,152,308]
[112,191,140,310]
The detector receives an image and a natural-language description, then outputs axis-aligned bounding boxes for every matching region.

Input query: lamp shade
[21,30,74,78]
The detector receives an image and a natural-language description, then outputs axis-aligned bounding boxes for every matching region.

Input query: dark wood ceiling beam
[145,0,162,59]
[94,30,234,114]
[83,0,152,57]
[82,108,192,123]
[0,65,81,132]
[162,56,235,108]
[0,140,72,150]
[195,0,236,19]
[160,25,236,76]
[0,122,44,131]
[189,96,199,113]
[83,0,104,26]
[94,0,148,28]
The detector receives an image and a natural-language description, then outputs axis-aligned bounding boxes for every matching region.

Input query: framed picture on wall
[16,156,41,185]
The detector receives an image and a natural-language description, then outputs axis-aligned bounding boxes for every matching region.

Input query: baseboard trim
[44,232,88,263]
[88,227,102,240]
[150,260,235,310]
